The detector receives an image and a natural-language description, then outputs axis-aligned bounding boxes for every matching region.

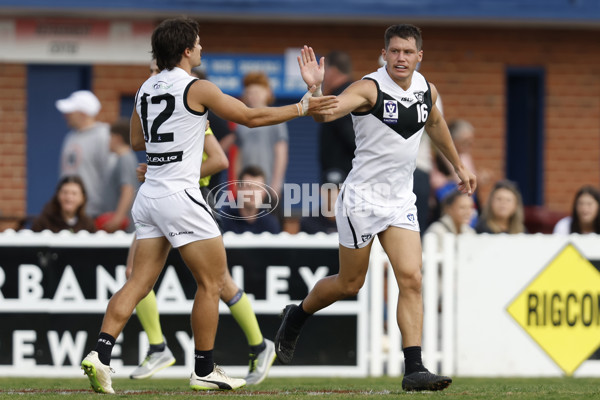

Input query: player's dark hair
[152,18,200,71]
[110,118,130,145]
[384,24,423,51]
[570,185,600,234]
[326,50,352,75]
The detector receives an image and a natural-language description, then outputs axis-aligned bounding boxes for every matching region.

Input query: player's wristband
[297,90,312,116]
[311,86,323,97]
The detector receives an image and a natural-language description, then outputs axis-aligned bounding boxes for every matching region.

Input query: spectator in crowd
[431,119,476,192]
[319,50,355,184]
[299,169,342,234]
[220,166,281,234]
[96,118,139,233]
[234,72,288,197]
[430,119,489,225]
[553,185,600,234]
[57,90,113,219]
[425,189,475,245]
[31,175,96,233]
[475,180,526,234]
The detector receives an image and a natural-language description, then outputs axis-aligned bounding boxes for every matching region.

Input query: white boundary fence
[1,230,599,377]
[367,234,455,377]
[368,233,600,378]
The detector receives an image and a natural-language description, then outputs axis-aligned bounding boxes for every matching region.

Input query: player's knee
[338,277,365,298]
[138,282,155,299]
[195,272,226,295]
[219,276,239,300]
[398,268,422,292]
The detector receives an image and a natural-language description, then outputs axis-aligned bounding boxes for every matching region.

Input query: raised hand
[297,45,325,90]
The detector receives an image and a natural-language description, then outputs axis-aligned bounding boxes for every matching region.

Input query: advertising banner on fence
[455,234,600,377]
[0,232,368,377]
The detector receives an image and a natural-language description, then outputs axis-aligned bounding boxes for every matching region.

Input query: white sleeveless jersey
[135,67,207,198]
[345,67,432,207]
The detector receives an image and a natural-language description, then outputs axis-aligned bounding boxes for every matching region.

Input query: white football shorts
[335,187,420,249]
[132,187,221,248]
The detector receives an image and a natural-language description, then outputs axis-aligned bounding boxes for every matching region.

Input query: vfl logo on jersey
[407,213,416,223]
[383,100,399,124]
[147,151,183,165]
[413,91,425,104]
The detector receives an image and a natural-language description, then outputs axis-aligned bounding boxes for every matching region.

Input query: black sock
[287,302,311,332]
[148,342,166,354]
[249,339,266,356]
[403,346,427,375]
[194,350,214,377]
[94,332,116,366]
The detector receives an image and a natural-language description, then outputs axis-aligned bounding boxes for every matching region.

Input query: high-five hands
[298,45,324,96]
[296,85,338,117]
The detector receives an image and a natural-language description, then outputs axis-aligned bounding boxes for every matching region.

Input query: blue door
[26,65,91,216]
[506,68,545,206]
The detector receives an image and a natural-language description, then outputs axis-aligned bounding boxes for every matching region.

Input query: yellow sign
[507,244,600,376]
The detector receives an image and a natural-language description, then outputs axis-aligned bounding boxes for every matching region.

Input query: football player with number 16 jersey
[275,25,476,392]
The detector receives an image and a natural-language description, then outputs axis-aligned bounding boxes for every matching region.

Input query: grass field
[0,376,598,399]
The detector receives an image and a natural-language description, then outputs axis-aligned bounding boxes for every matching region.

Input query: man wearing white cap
[56,90,114,219]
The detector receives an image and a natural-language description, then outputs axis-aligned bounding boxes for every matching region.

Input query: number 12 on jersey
[140,93,175,143]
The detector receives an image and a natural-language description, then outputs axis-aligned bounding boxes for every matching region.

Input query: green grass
[0,377,599,399]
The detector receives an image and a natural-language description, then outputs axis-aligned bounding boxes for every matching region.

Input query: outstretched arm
[425,83,477,195]
[190,80,337,127]
[312,79,377,123]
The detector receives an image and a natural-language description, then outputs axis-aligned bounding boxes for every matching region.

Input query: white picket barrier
[367,233,453,377]
[1,230,600,377]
